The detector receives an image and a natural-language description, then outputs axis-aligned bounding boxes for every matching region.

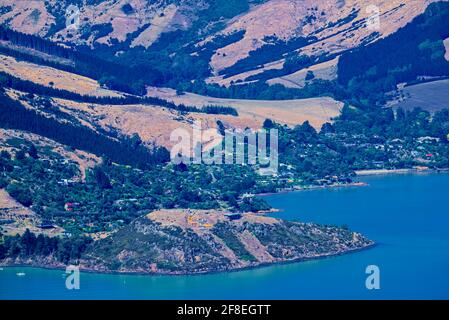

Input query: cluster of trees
[271,106,449,183]
[276,121,353,182]
[0,140,275,232]
[0,71,138,105]
[99,0,268,89]
[0,91,170,168]
[1,102,448,234]
[191,30,246,63]
[202,105,239,116]
[0,26,74,60]
[244,54,326,83]
[2,1,448,108]
[180,79,348,101]
[182,2,449,104]
[334,105,449,141]
[0,229,92,264]
[0,72,239,116]
[6,183,33,207]
[218,36,312,78]
[0,10,344,104]
[0,0,259,94]
[0,2,275,98]
[0,25,160,95]
[0,44,75,72]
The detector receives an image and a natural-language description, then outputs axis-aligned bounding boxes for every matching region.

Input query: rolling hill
[1,0,449,280]
[388,79,449,112]
[0,0,443,87]
[0,53,341,152]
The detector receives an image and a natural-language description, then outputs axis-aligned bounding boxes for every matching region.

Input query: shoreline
[257,181,368,197]
[0,243,376,278]
[257,168,449,197]
[3,170,447,279]
[355,167,449,177]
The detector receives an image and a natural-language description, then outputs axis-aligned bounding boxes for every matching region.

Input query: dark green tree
[28,144,39,159]
[93,168,112,189]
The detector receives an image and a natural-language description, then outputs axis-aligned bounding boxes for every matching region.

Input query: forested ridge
[0,90,170,168]
[2,2,449,107]
[0,25,155,96]
[1,0,449,273]
[0,19,372,105]
[338,2,449,106]
[0,71,238,116]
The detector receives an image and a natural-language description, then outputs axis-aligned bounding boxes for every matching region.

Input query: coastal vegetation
[1,94,447,238]
[0,229,92,264]
[0,90,170,168]
[0,212,372,274]
[0,71,239,116]
[0,1,449,276]
[271,105,449,184]
[0,131,275,234]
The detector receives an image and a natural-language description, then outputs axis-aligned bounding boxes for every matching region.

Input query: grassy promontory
[78,209,374,275]
[1,209,374,275]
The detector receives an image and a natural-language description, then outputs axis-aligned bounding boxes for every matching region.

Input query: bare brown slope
[0,0,202,47]
[206,0,442,84]
[0,0,441,85]
[1,55,338,150]
[148,87,342,130]
[80,209,373,274]
[0,55,123,97]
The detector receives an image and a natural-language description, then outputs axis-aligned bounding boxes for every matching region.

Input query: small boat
[16,272,26,277]
[0,267,3,271]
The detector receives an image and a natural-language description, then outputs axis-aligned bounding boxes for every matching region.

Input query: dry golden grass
[2,51,338,149]
[207,60,285,87]
[299,0,437,57]
[131,4,179,48]
[147,209,278,263]
[0,189,64,237]
[52,97,262,149]
[236,230,275,262]
[7,87,259,153]
[147,209,278,232]
[0,0,54,36]
[148,87,342,129]
[268,57,339,89]
[0,0,195,48]
[207,0,438,76]
[1,54,265,149]
[209,0,308,73]
[0,0,438,80]
[53,99,197,149]
[54,0,195,46]
[0,55,123,97]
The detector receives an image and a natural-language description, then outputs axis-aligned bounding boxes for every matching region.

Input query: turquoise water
[1,173,448,299]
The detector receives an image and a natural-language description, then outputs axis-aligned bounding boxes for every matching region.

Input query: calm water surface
[1,173,448,299]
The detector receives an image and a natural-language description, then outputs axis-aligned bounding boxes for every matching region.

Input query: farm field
[0,54,123,97]
[148,87,342,130]
[389,79,449,112]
